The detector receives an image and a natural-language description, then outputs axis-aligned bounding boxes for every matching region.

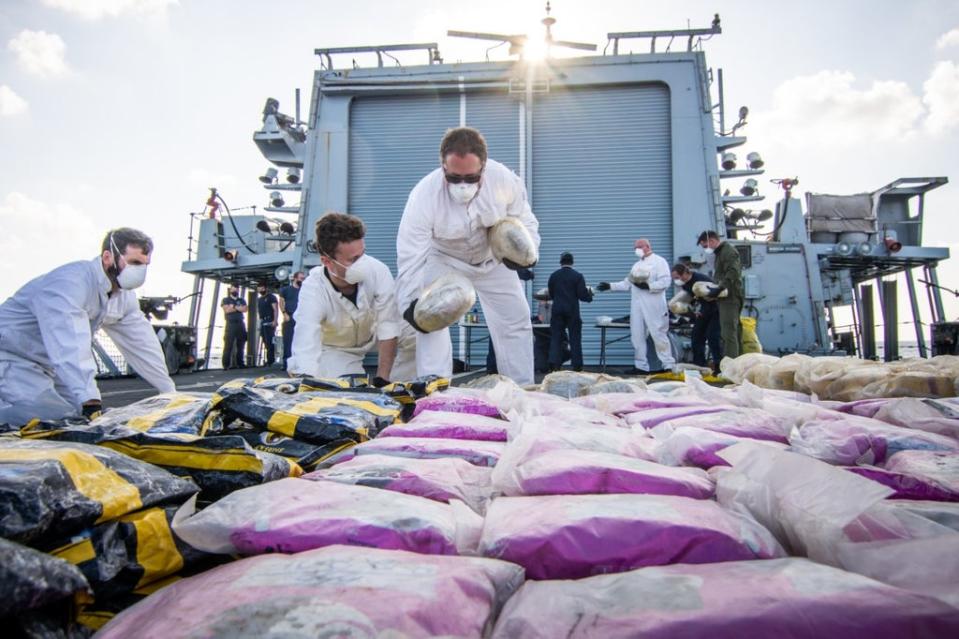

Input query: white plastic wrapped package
[379,410,510,442]
[413,388,502,419]
[96,545,525,639]
[479,494,784,580]
[491,557,959,639]
[317,436,505,468]
[716,443,893,564]
[650,407,791,443]
[488,216,538,267]
[628,261,652,284]
[414,272,476,332]
[667,290,693,315]
[718,353,779,384]
[540,371,627,399]
[692,280,727,298]
[172,477,482,556]
[492,447,714,499]
[789,415,959,465]
[502,417,659,462]
[305,454,493,514]
[884,450,959,498]
[656,426,788,469]
[885,500,959,532]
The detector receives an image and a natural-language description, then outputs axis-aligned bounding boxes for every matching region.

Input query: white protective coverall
[394,159,540,385]
[610,252,676,371]
[287,256,400,379]
[0,257,176,425]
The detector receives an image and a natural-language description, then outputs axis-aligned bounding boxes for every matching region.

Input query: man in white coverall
[288,212,399,383]
[596,238,676,374]
[0,228,176,425]
[394,127,540,385]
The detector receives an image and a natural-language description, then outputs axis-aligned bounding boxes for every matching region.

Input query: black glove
[596,282,611,292]
[634,281,650,290]
[403,299,429,333]
[502,257,530,271]
[706,285,725,298]
[371,376,390,388]
[81,400,102,420]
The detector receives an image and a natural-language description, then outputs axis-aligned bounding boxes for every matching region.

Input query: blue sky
[1,0,958,341]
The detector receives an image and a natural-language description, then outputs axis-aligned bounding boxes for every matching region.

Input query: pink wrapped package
[503,417,659,461]
[491,557,959,639]
[479,494,783,579]
[305,454,493,513]
[790,416,959,465]
[885,450,959,498]
[97,545,525,639]
[413,389,502,418]
[172,477,482,556]
[656,426,788,469]
[624,405,737,429]
[649,408,790,443]
[379,410,510,442]
[492,448,714,499]
[320,436,505,468]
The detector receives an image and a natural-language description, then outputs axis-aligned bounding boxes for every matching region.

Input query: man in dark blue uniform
[547,252,593,371]
[671,263,721,371]
[278,271,304,370]
[221,284,247,369]
[256,283,279,367]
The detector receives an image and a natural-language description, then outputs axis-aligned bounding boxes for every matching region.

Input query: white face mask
[117,262,148,290]
[449,182,479,205]
[703,247,715,255]
[635,248,647,258]
[328,253,371,285]
[673,279,685,287]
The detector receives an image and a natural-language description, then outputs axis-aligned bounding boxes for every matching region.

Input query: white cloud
[923,60,959,134]
[936,28,959,50]
[0,193,98,300]
[40,0,177,20]
[751,70,924,149]
[188,169,239,190]
[7,30,69,77]
[0,85,28,116]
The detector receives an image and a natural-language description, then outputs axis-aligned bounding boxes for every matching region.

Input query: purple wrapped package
[624,405,736,429]
[97,545,525,639]
[379,410,510,442]
[501,417,659,461]
[492,448,714,498]
[172,477,482,556]
[479,494,783,580]
[885,450,959,498]
[790,416,959,465]
[305,454,493,513]
[320,436,505,468]
[846,465,959,501]
[412,389,502,419]
[656,426,788,469]
[491,558,959,639]
[573,393,710,415]
[836,398,959,440]
[650,408,791,443]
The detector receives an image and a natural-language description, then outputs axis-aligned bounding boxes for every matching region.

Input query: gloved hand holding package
[406,273,476,333]
[488,217,538,269]
[628,262,652,285]
[668,290,694,315]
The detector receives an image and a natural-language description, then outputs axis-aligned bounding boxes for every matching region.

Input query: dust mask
[328,253,372,285]
[673,279,685,287]
[449,182,478,205]
[703,247,715,255]
[117,263,148,290]
[635,248,646,258]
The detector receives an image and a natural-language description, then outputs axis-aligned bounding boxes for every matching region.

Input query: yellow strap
[100,440,265,474]
[267,395,396,438]
[123,508,183,588]
[0,448,142,523]
[78,610,115,630]
[125,395,204,432]
[52,538,96,565]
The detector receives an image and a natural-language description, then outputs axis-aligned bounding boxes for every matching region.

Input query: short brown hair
[102,228,153,255]
[315,212,365,258]
[440,127,487,165]
[672,263,690,276]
